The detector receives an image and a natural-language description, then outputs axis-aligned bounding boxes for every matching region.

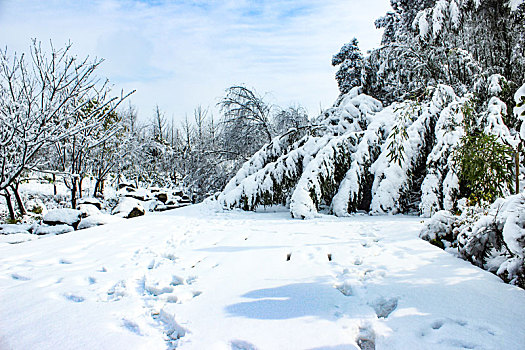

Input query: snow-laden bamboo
[218,76,521,218]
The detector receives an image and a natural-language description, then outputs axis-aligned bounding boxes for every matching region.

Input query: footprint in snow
[63,293,85,303]
[186,275,197,285]
[147,259,156,269]
[106,280,127,301]
[335,280,354,296]
[431,320,444,330]
[356,325,375,350]
[230,339,258,350]
[11,273,30,281]
[151,309,186,346]
[122,318,142,335]
[370,297,398,319]
[162,252,178,261]
[361,269,386,281]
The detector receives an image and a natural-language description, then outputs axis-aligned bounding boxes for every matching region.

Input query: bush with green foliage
[453,132,515,204]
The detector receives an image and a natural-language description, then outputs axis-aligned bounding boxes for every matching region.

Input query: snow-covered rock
[117,182,136,190]
[112,198,145,218]
[77,197,103,210]
[0,224,31,235]
[77,204,101,218]
[77,214,125,230]
[34,224,74,236]
[123,188,152,201]
[43,209,82,229]
[155,192,168,204]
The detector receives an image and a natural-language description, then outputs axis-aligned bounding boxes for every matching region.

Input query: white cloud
[0,0,391,121]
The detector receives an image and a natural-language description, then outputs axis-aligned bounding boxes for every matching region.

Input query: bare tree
[219,86,275,157]
[273,105,310,134]
[152,105,167,142]
[0,40,132,218]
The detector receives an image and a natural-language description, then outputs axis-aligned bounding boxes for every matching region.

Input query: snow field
[1,204,524,349]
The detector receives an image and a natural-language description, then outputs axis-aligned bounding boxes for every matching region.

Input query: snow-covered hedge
[420,194,525,288]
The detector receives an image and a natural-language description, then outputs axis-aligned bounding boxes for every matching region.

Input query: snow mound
[34,224,74,236]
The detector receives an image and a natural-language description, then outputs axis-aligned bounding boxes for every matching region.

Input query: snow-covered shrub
[453,132,515,203]
[420,194,525,288]
[419,210,457,248]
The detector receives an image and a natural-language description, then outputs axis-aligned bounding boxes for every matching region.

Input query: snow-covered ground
[1,204,524,350]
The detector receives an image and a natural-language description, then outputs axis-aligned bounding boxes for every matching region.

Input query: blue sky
[0,0,392,122]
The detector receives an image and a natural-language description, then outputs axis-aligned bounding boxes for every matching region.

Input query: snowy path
[1,205,524,350]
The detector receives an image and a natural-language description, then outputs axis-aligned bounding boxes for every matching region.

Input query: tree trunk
[516,143,522,194]
[78,177,83,199]
[93,178,100,197]
[53,174,57,196]
[71,179,78,209]
[10,183,26,216]
[3,189,15,221]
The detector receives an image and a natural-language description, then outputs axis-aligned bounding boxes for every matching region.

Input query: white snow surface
[1,204,524,350]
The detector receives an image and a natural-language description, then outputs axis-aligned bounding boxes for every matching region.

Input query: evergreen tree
[332,38,364,98]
